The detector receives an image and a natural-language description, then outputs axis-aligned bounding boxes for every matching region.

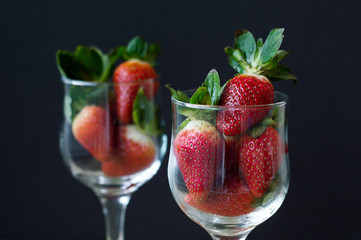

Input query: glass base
[70,159,161,196]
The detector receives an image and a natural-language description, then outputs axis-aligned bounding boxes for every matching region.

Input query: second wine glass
[168,90,289,240]
[60,77,167,240]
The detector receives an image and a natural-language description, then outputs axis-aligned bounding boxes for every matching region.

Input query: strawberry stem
[225,28,298,83]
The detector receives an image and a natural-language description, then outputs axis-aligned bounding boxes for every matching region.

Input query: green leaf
[225,47,245,73]
[66,84,110,122]
[166,69,224,122]
[100,46,126,82]
[218,79,229,100]
[269,74,298,83]
[232,49,245,62]
[166,84,190,103]
[260,28,284,64]
[56,45,123,82]
[249,124,268,138]
[234,29,256,63]
[262,64,297,83]
[177,107,217,123]
[126,36,148,60]
[251,174,280,208]
[56,50,74,78]
[57,49,94,81]
[133,87,163,136]
[190,87,211,105]
[146,43,161,64]
[274,50,289,63]
[74,46,104,80]
[233,49,250,71]
[177,118,191,131]
[271,107,285,128]
[122,36,161,65]
[229,55,244,73]
[203,69,222,105]
[261,50,290,71]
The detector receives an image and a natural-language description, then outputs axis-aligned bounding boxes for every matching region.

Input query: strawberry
[72,105,114,162]
[216,28,297,136]
[185,176,255,217]
[102,124,156,177]
[216,74,274,136]
[173,120,225,204]
[113,37,161,124]
[238,126,283,197]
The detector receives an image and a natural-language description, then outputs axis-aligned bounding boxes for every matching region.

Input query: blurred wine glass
[60,77,167,240]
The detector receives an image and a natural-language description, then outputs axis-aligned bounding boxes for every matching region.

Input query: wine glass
[168,90,289,240]
[60,77,167,240]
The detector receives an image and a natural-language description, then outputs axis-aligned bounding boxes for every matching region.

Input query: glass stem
[99,194,131,240]
[209,231,251,240]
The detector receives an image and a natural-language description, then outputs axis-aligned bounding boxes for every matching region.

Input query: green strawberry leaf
[183,69,223,118]
[225,47,244,73]
[251,174,280,208]
[64,84,110,123]
[167,69,224,122]
[234,29,256,63]
[204,69,226,105]
[57,50,93,81]
[177,118,191,131]
[133,87,163,136]
[225,46,250,74]
[123,36,161,65]
[218,79,228,100]
[261,50,290,71]
[262,64,298,83]
[260,28,284,64]
[226,28,297,82]
[73,46,104,80]
[249,124,268,139]
[56,45,124,82]
[100,46,126,82]
[56,50,73,78]
[274,50,289,63]
[166,84,190,103]
[271,107,285,128]
[125,36,148,59]
[145,43,161,64]
[248,106,287,136]
[269,74,298,83]
[190,87,211,105]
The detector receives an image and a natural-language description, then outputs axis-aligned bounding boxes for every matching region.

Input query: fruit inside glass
[60,77,167,240]
[168,90,289,240]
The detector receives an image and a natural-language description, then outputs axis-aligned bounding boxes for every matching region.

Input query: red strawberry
[113,59,159,124]
[217,28,297,136]
[102,124,156,177]
[216,74,274,136]
[113,36,161,124]
[173,120,225,204]
[238,126,283,197]
[72,105,114,162]
[186,176,255,217]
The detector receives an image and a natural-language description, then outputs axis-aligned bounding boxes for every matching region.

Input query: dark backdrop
[1,0,361,239]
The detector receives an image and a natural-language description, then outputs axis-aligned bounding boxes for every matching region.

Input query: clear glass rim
[61,76,157,86]
[171,89,288,110]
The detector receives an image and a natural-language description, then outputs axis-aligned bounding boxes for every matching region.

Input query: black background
[1,0,361,239]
